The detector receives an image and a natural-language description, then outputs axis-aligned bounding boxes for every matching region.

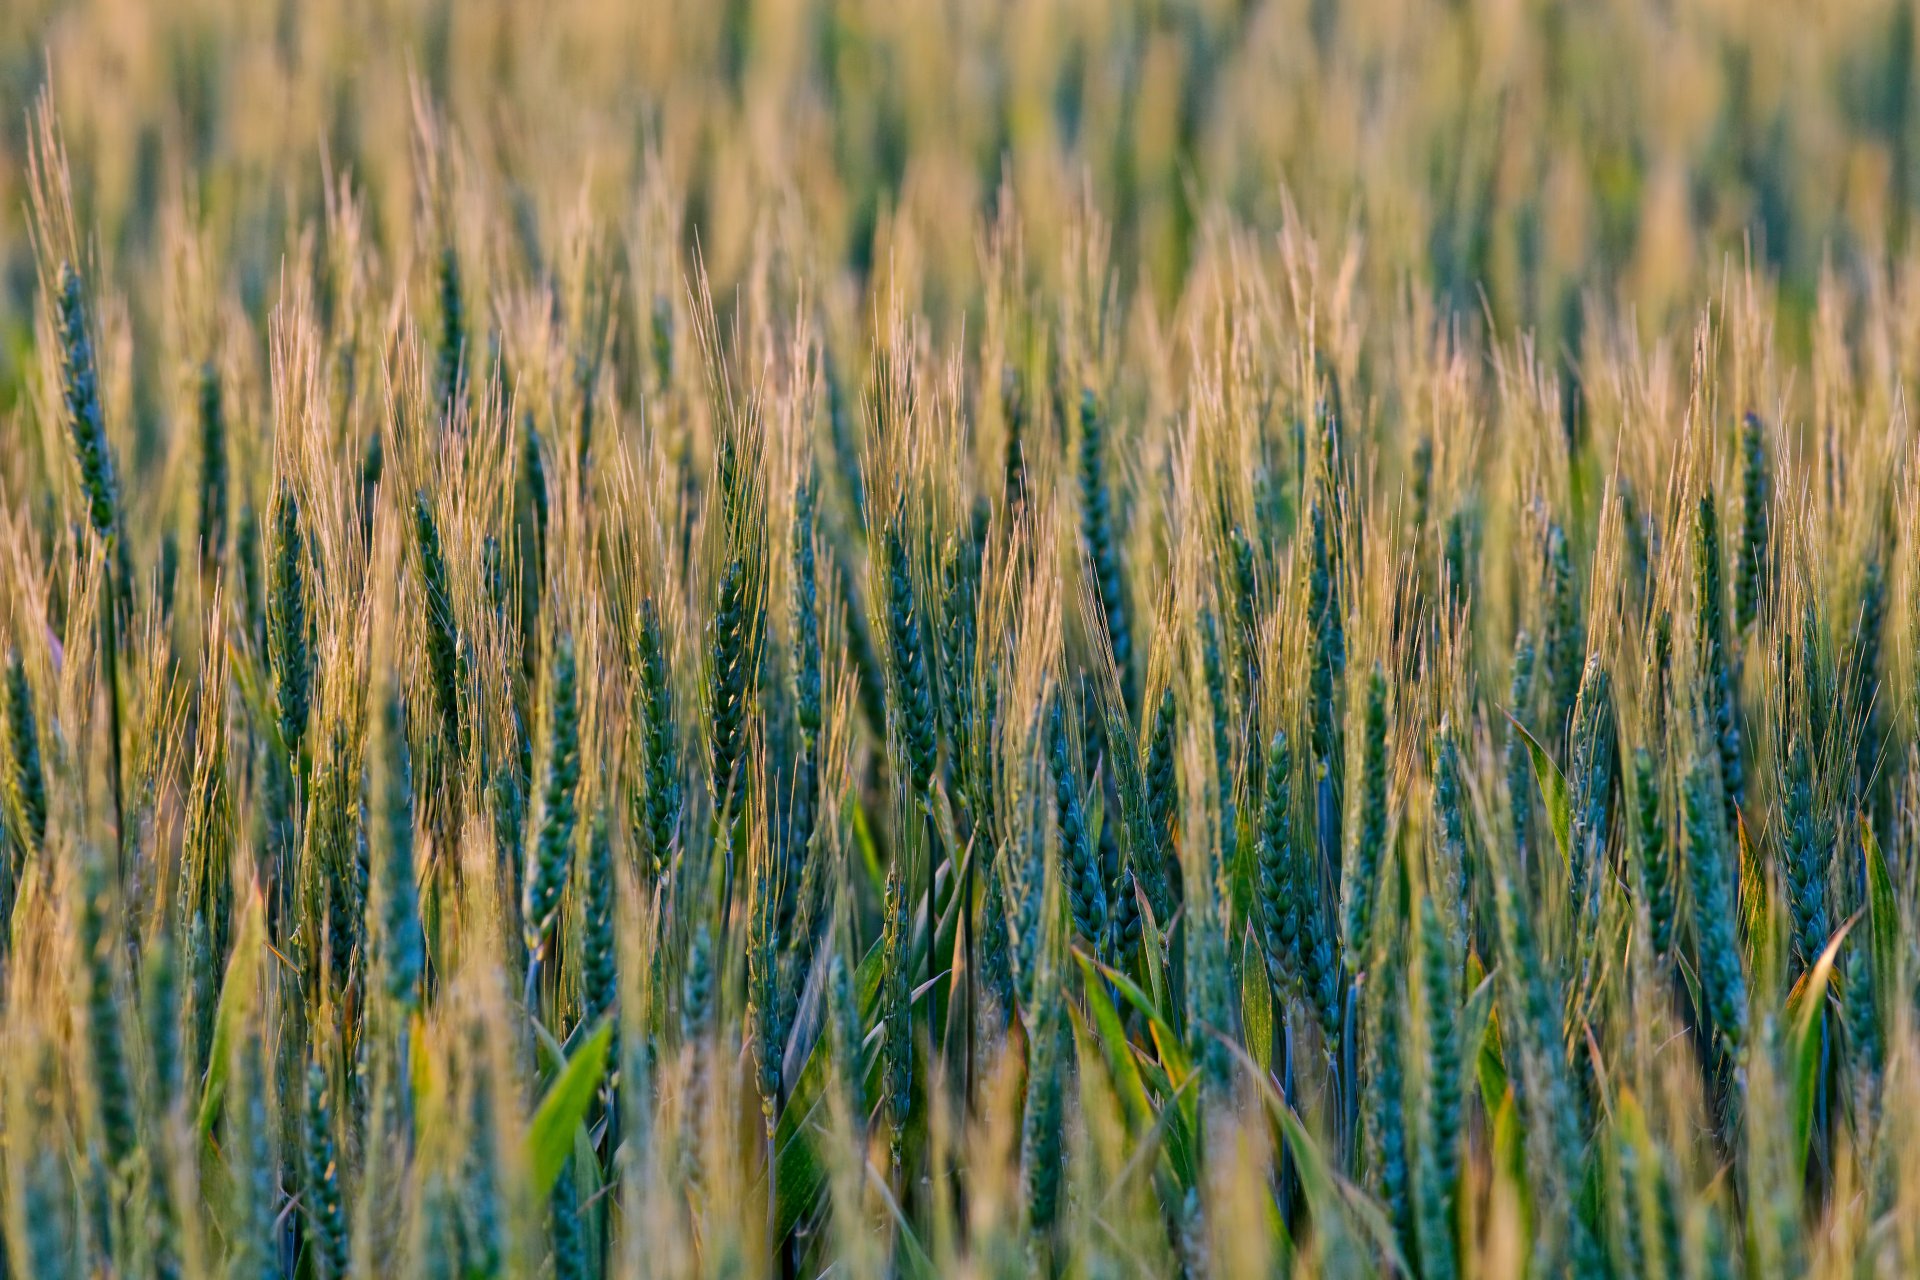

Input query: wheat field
[0,1,1918,1277]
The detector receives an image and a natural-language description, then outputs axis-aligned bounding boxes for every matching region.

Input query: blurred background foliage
[1,0,1916,375]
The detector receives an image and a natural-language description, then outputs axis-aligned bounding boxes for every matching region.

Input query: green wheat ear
[1306,497,1347,899]
[435,242,467,416]
[633,598,681,884]
[1505,628,1537,870]
[1735,411,1771,634]
[1781,732,1829,975]
[1542,521,1585,740]
[5,653,48,861]
[54,263,120,542]
[359,426,383,542]
[1632,746,1675,960]
[792,478,824,746]
[881,859,913,1181]
[1443,502,1476,613]
[1618,477,1651,612]
[1847,556,1887,802]
[1409,433,1433,534]
[481,533,507,620]
[1228,523,1261,692]
[1001,363,1026,510]
[415,1171,459,1279]
[1021,986,1067,1249]
[1079,386,1133,709]
[827,944,866,1117]
[141,931,185,1280]
[1844,940,1880,1082]
[237,500,267,649]
[581,809,617,1030]
[141,927,182,1109]
[1364,913,1411,1261]
[1254,727,1297,995]
[1415,894,1461,1280]
[747,832,781,1129]
[1694,494,1743,822]
[1489,773,1580,1177]
[457,1036,506,1277]
[1144,683,1180,903]
[709,556,751,812]
[787,478,825,914]
[1107,859,1141,971]
[522,423,550,567]
[185,912,216,1084]
[77,848,134,1172]
[881,527,938,800]
[268,486,312,761]
[373,679,423,1012]
[977,863,1016,1025]
[413,490,465,752]
[304,1058,350,1280]
[1046,696,1108,953]
[937,522,981,818]
[551,1153,589,1280]
[196,361,227,566]
[680,919,714,1047]
[21,1136,72,1280]
[1199,605,1235,860]
[650,294,675,395]
[139,932,183,1280]
[1431,724,1470,963]
[826,356,865,529]
[1683,755,1745,1056]
[1303,851,1344,1052]
[1645,608,1674,740]
[1567,654,1617,920]
[227,1028,278,1278]
[1341,664,1388,965]
[54,260,131,851]
[1185,854,1236,1101]
[524,633,581,962]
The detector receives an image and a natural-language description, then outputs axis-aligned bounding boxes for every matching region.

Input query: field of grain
[1,1,1919,1276]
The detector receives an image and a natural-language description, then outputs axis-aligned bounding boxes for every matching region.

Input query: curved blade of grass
[1080,948,1189,1081]
[1242,927,1274,1077]
[1216,1026,1390,1275]
[197,889,265,1138]
[1503,709,1569,868]
[1674,947,1704,1036]
[1862,817,1899,1025]
[1079,948,1171,1041]
[1137,896,1175,1031]
[1788,912,1857,1175]
[1094,1070,1197,1212]
[1075,952,1153,1130]
[1736,812,1774,970]
[1070,999,1140,1180]
[866,1157,935,1277]
[526,1018,612,1199]
[764,934,887,1241]
[1476,1008,1509,1122]
[852,799,885,896]
[1461,967,1497,1104]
